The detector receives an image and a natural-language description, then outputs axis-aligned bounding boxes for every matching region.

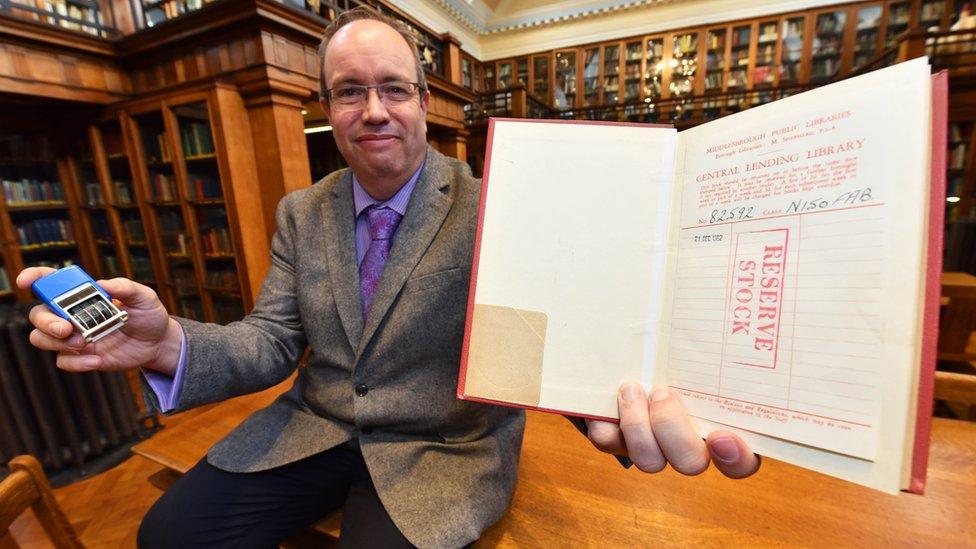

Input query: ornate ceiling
[432,0,678,34]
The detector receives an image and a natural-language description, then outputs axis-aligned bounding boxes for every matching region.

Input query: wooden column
[511,86,528,118]
[211,83,272,304]
[241,81,313,243]
[440,128,469,162]
[442,33,464,87]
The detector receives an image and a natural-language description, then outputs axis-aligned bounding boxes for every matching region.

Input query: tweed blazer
[143,147,525,548]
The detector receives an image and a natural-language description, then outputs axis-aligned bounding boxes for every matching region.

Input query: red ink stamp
[724,228,789,369]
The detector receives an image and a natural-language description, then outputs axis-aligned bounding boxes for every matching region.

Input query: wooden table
[134,385,976,547]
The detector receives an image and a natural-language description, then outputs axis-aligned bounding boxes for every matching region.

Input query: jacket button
[355,383,369,397]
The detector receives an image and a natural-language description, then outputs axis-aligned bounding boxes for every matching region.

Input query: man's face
[321,20,429,198]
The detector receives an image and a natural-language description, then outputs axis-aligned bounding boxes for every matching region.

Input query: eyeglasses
[326,81,425,107]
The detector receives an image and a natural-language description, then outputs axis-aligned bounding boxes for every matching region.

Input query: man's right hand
[16,267,184,377]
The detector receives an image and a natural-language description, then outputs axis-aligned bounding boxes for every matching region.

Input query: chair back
[0,455,83,548]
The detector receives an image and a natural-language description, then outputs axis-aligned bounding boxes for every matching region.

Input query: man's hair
[318,7,428,102]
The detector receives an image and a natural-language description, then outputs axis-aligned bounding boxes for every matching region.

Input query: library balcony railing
[465,85,815,129]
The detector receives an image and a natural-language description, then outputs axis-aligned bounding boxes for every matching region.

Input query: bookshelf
[0,132,88,300]
[497,61,513,89]
[947,121,974,221]
[643,36,665,102]
[126,98,246,325]
[532,55,550,102]
[619,40,640,105]
[885,1,912,48]
[516,58,529,88]
[669,31,700,121]
[602,43,621,105]
[554,50,577,110]
[704,27,726,94]
[919,0,948,28]
[754,20,779,87]
[811,9,846,81]
[583,47,600,107]
[853,5,884,71]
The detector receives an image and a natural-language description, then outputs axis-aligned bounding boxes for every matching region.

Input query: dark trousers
[137,441,413,548]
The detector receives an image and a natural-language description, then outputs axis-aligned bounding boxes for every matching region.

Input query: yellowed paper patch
[465,304,547,407]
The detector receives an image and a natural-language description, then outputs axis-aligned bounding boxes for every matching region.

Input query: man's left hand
[586,382,760,479]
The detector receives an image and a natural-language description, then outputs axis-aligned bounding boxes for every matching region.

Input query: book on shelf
[152,173,177,202]
[459,58,943,495]
[113,181,133,205]
[85,183,104,206]
[155,132,171,163]
[16,219,75,246]
[2,179,65,204]
[180,122,215,157]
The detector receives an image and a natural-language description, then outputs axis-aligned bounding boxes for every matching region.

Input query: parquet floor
[7,407,210,548]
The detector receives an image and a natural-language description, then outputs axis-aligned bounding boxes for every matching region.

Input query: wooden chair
[0,455,83,548]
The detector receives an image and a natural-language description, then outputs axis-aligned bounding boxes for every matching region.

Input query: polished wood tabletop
[134,383,976,546]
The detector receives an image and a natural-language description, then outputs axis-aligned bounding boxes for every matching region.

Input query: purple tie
[359,206,403,318]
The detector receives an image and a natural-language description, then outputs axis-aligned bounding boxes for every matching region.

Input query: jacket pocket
[401,267,464,295]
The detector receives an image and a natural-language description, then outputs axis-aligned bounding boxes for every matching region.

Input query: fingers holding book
[586,382,760,479]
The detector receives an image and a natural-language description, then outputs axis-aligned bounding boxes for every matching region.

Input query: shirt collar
[352,162,425,218]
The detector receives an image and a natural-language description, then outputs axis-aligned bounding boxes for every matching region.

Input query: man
[18,8,758,548]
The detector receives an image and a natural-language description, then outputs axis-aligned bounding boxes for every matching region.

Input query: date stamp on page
[724,229,789,369]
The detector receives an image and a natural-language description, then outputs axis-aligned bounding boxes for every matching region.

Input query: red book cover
[907,70,949,495]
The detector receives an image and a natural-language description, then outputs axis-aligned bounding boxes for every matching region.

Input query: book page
[461,119,676,419]
[664,58,931,488]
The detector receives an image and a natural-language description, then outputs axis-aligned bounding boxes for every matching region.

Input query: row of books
[17,219,75,247]
[157,210,184,233]
[3,179,64,205]
[85,181,135,206]
[102,254,122,278]
[201,227,234,255]
[214,298,245,324]
[949,143,969,169]
[90,215,111,240]
[811,57,841,78]
[188,177,222,199]
[171,267,196,286]
[163,233,192,256]
[131,256,154,281]
[816,13,846,35]
[180,122,215,157]
[206,270,238,289]
[123,219,146,241]
[152,173,178,202]
[949,122,970,142]
[178,298,205,321]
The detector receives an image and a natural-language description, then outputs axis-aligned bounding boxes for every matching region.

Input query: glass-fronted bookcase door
[127,95,246,325]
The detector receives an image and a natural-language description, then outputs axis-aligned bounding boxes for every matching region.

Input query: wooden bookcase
[481,0,976,116]
[0,132,91,302]
[0,85,265,325]
[124,93,250,324]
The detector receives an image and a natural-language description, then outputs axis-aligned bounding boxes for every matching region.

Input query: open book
[458,57,946,495]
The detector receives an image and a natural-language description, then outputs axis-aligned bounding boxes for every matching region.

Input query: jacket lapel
[356,149,454,357]
[322,171,364,350]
